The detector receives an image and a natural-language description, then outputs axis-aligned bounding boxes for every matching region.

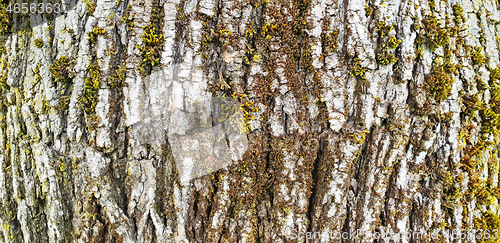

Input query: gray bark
[0,0,500,242]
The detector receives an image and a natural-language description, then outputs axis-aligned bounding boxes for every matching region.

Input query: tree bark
[1,0,500,242]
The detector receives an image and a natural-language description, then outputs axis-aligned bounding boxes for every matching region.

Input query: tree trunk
[1,0,500,241]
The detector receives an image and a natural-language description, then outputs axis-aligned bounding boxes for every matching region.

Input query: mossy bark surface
[1,0,500,242]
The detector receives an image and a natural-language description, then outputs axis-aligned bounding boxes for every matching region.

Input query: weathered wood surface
[0,0,500,241]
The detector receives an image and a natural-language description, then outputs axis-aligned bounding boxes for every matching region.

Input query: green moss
[365,4,373,17]
[80,62,101,113]
[49,56,76,83]
[376,21,395,38]
[55,96,71,110]
[476,186,496,205]
[480,109,500,135]
[122,5,134,31]
[0,1,12,35]
[377,52,398,65]
[321,28,340,52]
[429,29,449,51]
[471,46,487,65]
[0,60,9,91]
[386,36,402,49]
[477,78,488,91]
[108,64,127,89]
[478,82,500,136]
[421,16,450,52]
[86,1,97,15]
[350,57,366,80]
[137,5,165,77]
[424,63,455,102]
[474,211,500,243]
[490,66,500,85]
[34,39,44,48]
[88,27,106,44]
[463,93,484,118]
[375,21,402,66]
[452,4,464,24]
[377,35,401,65]
[33,62,42,82]
[429,0,436,8]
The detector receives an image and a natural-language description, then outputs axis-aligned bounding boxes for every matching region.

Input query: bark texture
[1,0,500,241]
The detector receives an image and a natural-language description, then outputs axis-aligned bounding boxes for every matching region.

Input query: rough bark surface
[0,0,500,242]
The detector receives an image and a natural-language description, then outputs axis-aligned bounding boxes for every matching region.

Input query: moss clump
[86,2,97,15]
[476,186,496,205]
[375,21,402,65]
[377,52,398,65]
[424,63,456,102]
[463,93,483,117]
[122,5,134,31]
[480,85,500,135]
[386,36,402,49]
[421,16,449,51]
[0,0,12,35]
[429,29,449,51]
[137,5,165,77]
[350,58,366,80]
[376,21,395,38]
[231,92,258,134]
[429,0,436,8]
[350,57,370,92]
[55,96,71,110]
[0,70,8,91]
[33,62,42,82]
[490,66,500,85]
[377,36,401,65]
[474,211,500,243]
[365,5,373,17]
[80,62,101,113]
[261,22,276,40]
[49,56,76,83]
[452,4,464,24]
[88,27,106,44]
[34,39,44,48]
[471,46,487,65]
[108,64,126,89]
[321,28,340,52]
